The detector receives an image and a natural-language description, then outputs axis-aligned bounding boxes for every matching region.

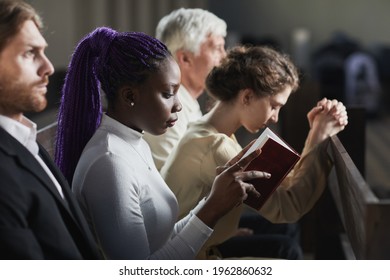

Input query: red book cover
[242,128,300,210]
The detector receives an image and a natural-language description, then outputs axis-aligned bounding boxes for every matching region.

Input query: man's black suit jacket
[0,127,101,259]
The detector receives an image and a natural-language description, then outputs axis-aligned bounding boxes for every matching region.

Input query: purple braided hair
[55,27,171,184]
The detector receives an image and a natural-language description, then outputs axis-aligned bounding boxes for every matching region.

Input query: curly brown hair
[205,45,299,102]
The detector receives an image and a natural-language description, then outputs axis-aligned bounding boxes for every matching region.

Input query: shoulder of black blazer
[0,126,101,259]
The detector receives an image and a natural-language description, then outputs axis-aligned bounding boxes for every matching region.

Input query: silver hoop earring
[130,102,134,106]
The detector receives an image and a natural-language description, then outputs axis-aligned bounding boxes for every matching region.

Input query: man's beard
[0,78,48,115]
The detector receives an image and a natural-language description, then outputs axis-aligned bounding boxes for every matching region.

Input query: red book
[242,127,300,210]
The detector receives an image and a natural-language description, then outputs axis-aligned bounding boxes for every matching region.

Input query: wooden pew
[279,79,389,258]
[327,135,390,259]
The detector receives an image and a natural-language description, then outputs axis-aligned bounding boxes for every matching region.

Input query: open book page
[242,127,300,210]
[243,127,295,157]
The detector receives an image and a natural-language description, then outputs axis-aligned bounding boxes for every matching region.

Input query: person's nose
[221,47,227,59]
[270,111,279,124]
[38,53,55,77]
[173,96,182,113]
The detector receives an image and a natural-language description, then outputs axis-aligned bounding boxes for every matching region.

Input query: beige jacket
[161,119,332,259]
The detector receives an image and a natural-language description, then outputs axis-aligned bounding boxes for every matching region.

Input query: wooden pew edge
[329,135,378,204]
[327,135,390,259]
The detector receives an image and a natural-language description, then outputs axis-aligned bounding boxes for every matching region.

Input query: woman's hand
[215,139,256,175]
[197,147,271,228]
[308,98,348,128]
[306,98,348,147]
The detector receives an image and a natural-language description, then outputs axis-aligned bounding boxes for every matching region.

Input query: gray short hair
[156,8,227,56]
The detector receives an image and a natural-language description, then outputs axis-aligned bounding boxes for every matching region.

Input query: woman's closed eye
[162,92,174,99]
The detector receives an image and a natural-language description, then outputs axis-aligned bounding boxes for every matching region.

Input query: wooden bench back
[328,135,390,259]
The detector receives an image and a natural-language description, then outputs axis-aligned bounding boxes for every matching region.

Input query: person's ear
[240,88,254,106]
[119,86,136,107]
[176,50,193,68]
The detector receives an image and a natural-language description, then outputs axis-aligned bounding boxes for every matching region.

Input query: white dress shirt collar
[0,115,39,156]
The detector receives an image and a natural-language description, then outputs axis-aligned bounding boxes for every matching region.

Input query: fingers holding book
[233,170,271,206]
[231,158,272,207]
[215,143,259,174]
[228,147,261,172]
[199,148,272,227]
[235,170,271,181]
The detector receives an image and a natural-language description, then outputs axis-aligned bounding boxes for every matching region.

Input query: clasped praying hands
[306,98,349,148]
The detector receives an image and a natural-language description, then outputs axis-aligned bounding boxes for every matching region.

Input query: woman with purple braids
[55,27,270,259]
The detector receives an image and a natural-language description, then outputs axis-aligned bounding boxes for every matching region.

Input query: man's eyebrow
[26,41,49,49]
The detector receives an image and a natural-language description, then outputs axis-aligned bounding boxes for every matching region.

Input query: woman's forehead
[270,86,292,106]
